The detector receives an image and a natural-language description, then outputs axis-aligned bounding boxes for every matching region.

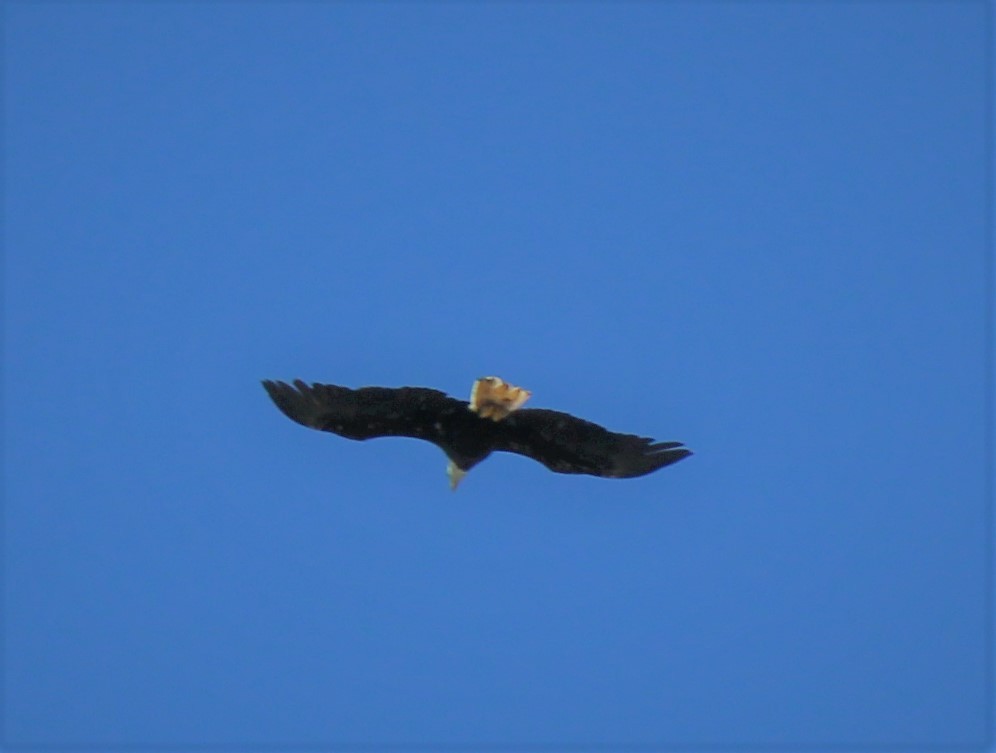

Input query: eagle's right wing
[492,408,692,478]
[262,380,466,442]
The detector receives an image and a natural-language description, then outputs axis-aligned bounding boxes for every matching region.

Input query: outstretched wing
[491,408,691,478]
[261,380,466,442]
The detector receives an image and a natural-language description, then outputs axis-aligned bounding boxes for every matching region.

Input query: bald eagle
[262,377,691,489]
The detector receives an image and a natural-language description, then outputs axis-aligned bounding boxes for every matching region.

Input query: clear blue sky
[3,1,990,749]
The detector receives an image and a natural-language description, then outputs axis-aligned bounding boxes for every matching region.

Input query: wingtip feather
[262,378,320,428]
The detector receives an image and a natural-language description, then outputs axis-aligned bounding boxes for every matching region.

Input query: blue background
[3,1,990,749]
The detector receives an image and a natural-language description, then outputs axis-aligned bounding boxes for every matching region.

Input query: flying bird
[262,376,692,490]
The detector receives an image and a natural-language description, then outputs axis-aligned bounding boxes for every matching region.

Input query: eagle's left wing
[261,379,465,443]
